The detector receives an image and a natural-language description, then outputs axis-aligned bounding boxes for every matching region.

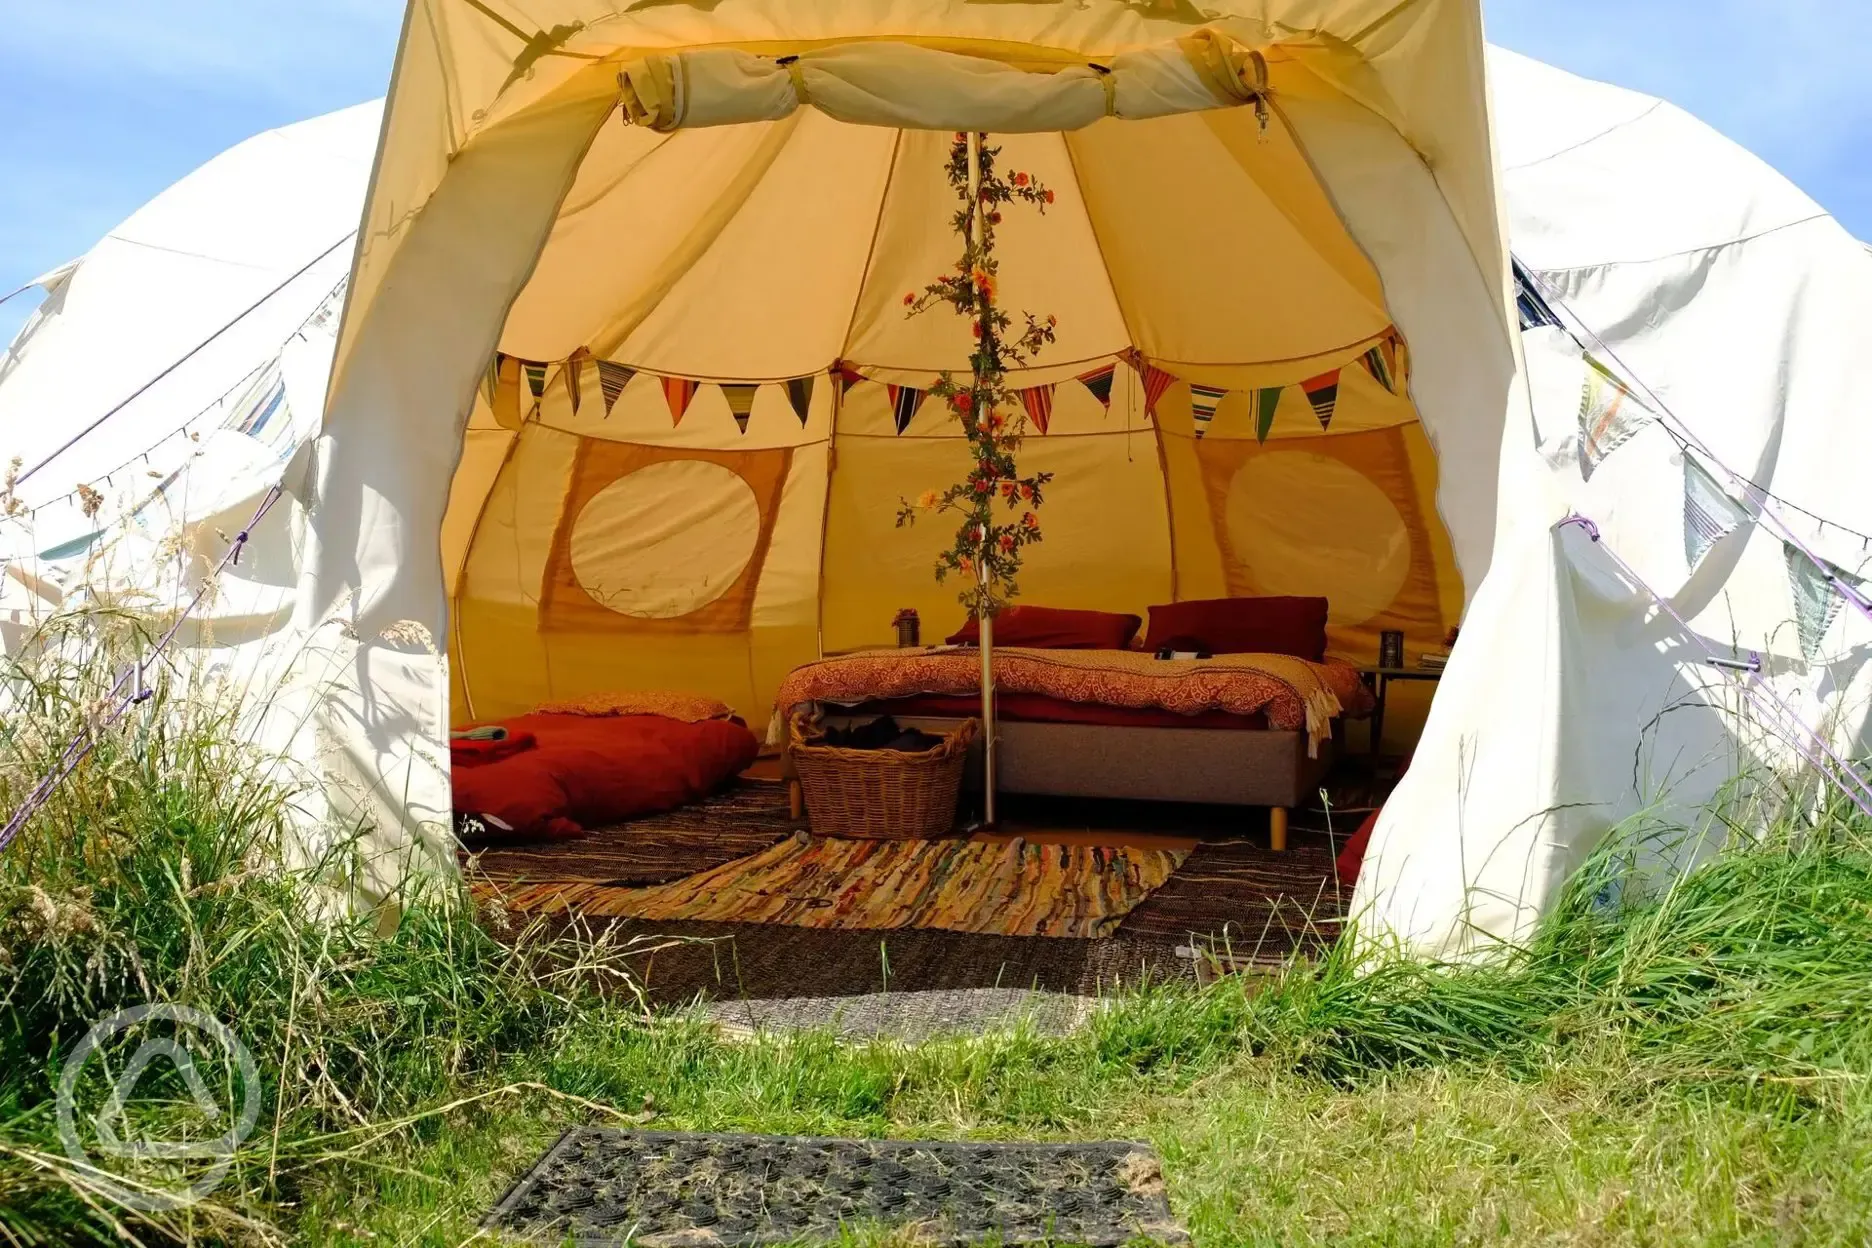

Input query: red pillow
[946,605,1142,650]
[1143,597,1329,661]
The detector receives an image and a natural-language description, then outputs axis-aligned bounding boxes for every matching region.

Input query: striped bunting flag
[1785,542,1864,662]
[1019,384,1055,435]
[1683,455,1748,571]
[1302,370,1340,430]
[1254,387,1282,444]
[886,384,924,434]
[1076,362,1118,410]
[785,377,814,425]
[563,348,589,415]
[835,361,866,396]
[1357,338,1399,394]
[662,376,697,427]
[1578,355,1654,481]
[522,361,548,413]
[721,383,760,435]
[1135,360,1178,419]
[1188,383,1227,439]
[596,361,635,416]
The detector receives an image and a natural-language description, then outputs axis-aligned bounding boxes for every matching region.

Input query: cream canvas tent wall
[1358,49,1872,953]
[0,103,381,650]
[299,0,1513,917]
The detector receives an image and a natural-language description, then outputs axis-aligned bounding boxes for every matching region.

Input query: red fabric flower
[1021,511,1038,529]
[999,532,1016,551]
[1043,188,1055,204]
[1013,171,1030,187]
[903,292,916,306]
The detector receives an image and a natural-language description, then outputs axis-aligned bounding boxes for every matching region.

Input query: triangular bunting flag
[721,383,760,435]
[1301,370,1340,430]
[1140,363,1178,419]
[1358,342,1396,394]
[1577,355,1655,480]
[886,384,924,435]
[1785,542,1862,662]
[1076,363,1118,410]
[835,362,866,396]
[785,377,813,425]
[1683,455,1749,571]
[523,362,548,413]
[492,355,523,430]
[662,376,697,426]
[596,361,635,416]
[1189,383,1227,439]
[563,348,590,415]
[1019,385,1055,435]
[1254,387,1281,444]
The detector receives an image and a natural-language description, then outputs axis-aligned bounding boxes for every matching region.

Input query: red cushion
[452,713,759,839]
[946,605,1142,650]
[1143,597,1329,661]
[1335,808,1380,888]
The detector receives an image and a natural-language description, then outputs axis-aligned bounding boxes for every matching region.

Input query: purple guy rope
[1522,263,1872,629]
[0,483,285,855]
[1557,514,1872,823]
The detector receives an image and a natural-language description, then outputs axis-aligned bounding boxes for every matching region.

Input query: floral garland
[895,133,1059,619]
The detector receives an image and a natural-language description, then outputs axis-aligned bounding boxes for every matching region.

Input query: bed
[772,642,1372,850]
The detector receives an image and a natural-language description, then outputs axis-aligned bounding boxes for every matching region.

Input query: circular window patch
[1223,451,1411,627]
[569,459,761,618]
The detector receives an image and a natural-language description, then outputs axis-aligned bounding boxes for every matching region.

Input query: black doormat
[486,1129,1187,1247]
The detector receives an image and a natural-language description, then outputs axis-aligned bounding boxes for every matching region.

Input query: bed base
[791,714,1334,851]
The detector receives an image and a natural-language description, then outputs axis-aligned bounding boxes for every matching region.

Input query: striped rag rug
[482,836,1190,940]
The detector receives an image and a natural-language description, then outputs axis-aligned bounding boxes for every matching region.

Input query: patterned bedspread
[773,647,1372,757]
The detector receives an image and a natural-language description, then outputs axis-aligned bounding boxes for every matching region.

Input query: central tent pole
[968,131,998,829]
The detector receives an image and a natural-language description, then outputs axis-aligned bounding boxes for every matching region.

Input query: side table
[1355,666,1444,756]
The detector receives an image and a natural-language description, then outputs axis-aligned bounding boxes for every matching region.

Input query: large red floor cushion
[452,713,759,838]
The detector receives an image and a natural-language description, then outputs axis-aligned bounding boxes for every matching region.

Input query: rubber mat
[485,1129,1187,1246]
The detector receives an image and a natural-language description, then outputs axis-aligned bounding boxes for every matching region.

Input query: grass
[3,608,1872,1244]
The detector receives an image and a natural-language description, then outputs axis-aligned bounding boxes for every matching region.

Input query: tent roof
[0,102,382,510]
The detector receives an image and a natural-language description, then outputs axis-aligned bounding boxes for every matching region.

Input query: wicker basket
[789,714,979,840]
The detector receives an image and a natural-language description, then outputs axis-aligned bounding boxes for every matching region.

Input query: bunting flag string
[785,377,813,426]
[1076,363,1117,410]
[563,348,589,416]
[886,384,925,435]
[1018,384,1055,435]
[1785,541,1865,661]
[721,383,759,435]
[1578,354,1655,480]
[662,376,697,427]
[596,361,635,416]
[1684,454,1751,571]
[1254,388,1281,444]
[1301,370,1340,430]
[1189,383,1226,439]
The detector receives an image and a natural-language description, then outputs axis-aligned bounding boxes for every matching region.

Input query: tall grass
[0,607,653,1244]
[1,603,1869,1243]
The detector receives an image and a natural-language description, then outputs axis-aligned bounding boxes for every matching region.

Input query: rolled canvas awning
[615,33,1269,133]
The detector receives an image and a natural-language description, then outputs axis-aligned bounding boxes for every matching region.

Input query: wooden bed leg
[788,780,804,821]
[1269,806,1289,853]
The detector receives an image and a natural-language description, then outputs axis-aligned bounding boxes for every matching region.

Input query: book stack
[1417,649,1450,672]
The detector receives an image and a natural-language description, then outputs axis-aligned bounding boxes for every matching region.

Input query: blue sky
[3,0,1869,347]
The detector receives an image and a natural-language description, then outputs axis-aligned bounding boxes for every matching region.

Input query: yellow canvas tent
[303,0,1515,943]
